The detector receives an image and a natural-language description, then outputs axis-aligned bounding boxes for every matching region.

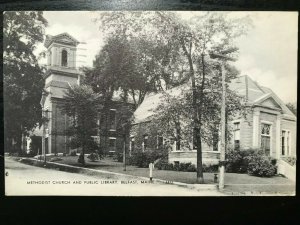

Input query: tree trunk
[123,135,126,171]
[196,53,206,183]
[81,119,86,166]
[81,145,85,166]
[15,129,23,155]
[180,39,204,183]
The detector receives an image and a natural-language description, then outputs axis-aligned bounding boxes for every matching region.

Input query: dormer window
[61,49,68,67]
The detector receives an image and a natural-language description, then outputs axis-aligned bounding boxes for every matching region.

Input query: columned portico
[276,114,281,159]
[252,110,260,148]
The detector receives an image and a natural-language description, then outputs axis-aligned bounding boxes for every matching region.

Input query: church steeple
[41,32,81,155]
[43,33,81,98]
[44,32,80,71]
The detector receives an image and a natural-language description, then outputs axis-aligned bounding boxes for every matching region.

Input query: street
[5,158,225,196]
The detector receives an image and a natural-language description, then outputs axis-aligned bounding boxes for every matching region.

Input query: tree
[60,85,103,165]
[94,11,252,183]
[84,34,183,110]
[150,12,251,183]
[3,11,48,153]
[83,34,182,153]
[150,68,248,155]
[286,102,297,116]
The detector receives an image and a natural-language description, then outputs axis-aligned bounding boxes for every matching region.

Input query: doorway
[45,138,49,154]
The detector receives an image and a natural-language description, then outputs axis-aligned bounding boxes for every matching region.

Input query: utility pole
[123,137,126,171]
[219,62,226,190]
[209,47,238,190]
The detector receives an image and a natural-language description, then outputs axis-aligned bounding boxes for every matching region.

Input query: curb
[19,157,218,192]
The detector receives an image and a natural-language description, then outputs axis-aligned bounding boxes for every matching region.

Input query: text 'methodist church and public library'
[40,32,296,165]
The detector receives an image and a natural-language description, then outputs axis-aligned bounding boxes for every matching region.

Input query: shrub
[187,163,196,172]
[154,158,166,170]
[202,164,219,173]
[226,148,277,177]
[69,150,77,156]
[49,157,63,162]
[225,148,257,173]
[130,151,165,168]
[127,155,136,165]
[17,151,36,158]
[113,152,123,162]
[282,156,296,166]
[87,152,100,162]
[77,154,84,164]
[155,159,174,171]
[246,153,277,177]
[155,160,197,172]
[165,163,174,170]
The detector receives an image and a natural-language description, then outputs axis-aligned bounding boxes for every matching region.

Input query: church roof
[44,32,80,48]
[133,75,296,124]
[133,84,189,124]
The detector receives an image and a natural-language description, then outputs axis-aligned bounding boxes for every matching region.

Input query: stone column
[172,141,177,151]
[252,110,260,148]
[51,47,56,66]
[276,114,281,159]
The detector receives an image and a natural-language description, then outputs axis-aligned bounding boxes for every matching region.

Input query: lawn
[44,155,296,194]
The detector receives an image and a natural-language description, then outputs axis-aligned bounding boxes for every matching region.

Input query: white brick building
[132,75,297,165]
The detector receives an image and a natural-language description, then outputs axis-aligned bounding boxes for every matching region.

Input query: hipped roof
[133,75,296,124]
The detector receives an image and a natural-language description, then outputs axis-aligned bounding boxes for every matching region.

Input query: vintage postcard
[4,11,297,196]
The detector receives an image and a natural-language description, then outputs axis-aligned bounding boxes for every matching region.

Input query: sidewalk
[16,155,296,195]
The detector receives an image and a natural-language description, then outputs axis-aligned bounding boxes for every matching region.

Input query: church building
[40,32,132,156]
[40,33,82,155]
[131,75,297,165]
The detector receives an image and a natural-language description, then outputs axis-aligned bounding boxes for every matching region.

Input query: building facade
[131,75,297,165]
[40,33,81,155]
[40,33,132,155]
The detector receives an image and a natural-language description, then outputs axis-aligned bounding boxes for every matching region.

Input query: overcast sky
[37,11,298,103]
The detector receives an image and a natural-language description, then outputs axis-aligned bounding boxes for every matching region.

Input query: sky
[37,11,298,104]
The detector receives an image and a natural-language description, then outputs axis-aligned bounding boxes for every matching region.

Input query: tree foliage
[84,34,184,109]
[60,85,103,165]
[94,12,252,182]
[3,11,48,152]
[286,102,297,116]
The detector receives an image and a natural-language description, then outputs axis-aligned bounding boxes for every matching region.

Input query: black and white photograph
[3,11,297,196]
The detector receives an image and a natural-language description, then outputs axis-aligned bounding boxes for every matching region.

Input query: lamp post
[209,47,238,190]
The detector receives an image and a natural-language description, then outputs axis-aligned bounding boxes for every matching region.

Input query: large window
[143,135,148,151]
[92,136,100,144]
[157,135,163,149]
[61,49,68,67]
[130,137,135,152]
[281,130,291,156]
[261,123,271,156]
[109,109,116,130]
[109,138,116,150]
[233,122,240,150]
[175,128,181,151]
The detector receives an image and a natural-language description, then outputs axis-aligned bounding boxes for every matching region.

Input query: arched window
[61,49,68,67]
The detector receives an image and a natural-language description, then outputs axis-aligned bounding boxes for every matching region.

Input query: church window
[233,122,240,150]
[143,135,148,152]
[281,130,291,156]
[61,49,68,67]
[109,109,116,130]
[261,123,271,156]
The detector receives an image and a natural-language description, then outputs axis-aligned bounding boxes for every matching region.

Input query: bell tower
[41,32,81,155]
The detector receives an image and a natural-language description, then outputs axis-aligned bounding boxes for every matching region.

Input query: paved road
[5,158,224,196]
